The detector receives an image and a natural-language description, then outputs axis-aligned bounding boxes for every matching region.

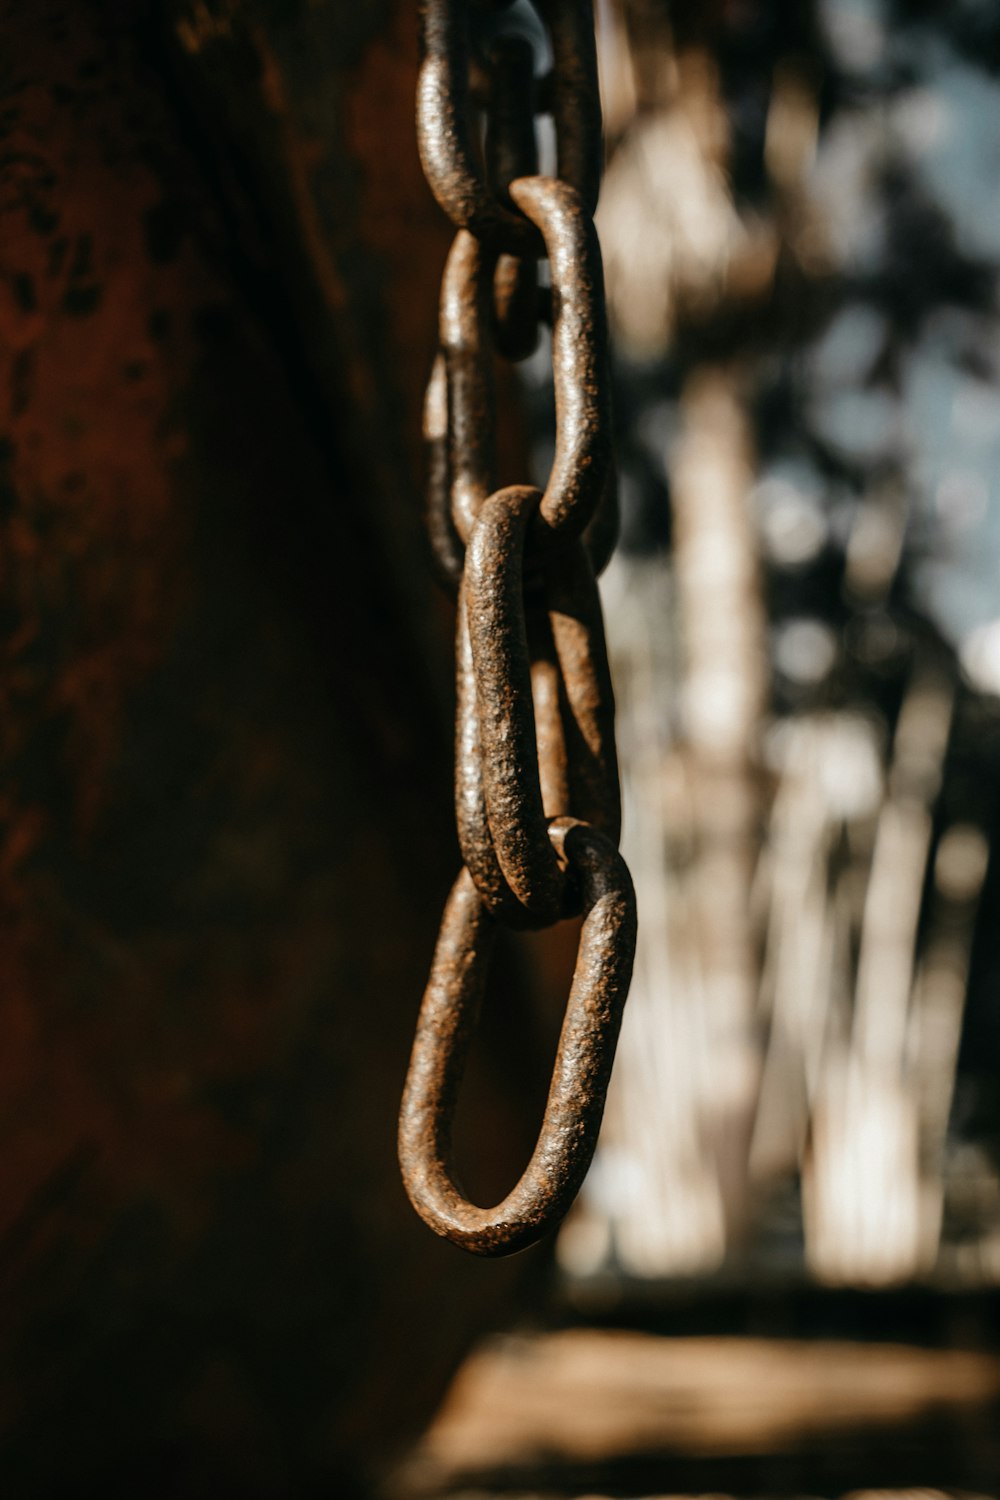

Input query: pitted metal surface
[401,0,636,1257]
[417,0,601,256]
[399,819,636,1257]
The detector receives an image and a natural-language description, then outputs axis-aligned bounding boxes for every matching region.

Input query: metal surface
[465,485,565,921]
[426,173,618,589]
[401,0,636,1256]
[486,36,540,362]
[417,0,601,255]
[399,819,636,1257]
[441,229,497,548]
[510,175,611,545]
[542,537,621,845]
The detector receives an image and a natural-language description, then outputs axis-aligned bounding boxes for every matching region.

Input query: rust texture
[418,0,601,256]
[486,36,540,362]
[399,0,637,1257]
[441,230,498,547]
[465,485,564,922]
[399,819,637,1257]
[426,170,617,590]
[510,174,612,545]
[544,538,621,846]
[0,0,550,1489]
[423,350,466,589]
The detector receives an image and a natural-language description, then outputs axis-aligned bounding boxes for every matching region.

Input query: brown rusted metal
[545,539,622,844]
[529,609,570,821]
[418,0,532,253]
[441,229,498,547]
[423,352,466,588]
[454,572,550,930]
[486,36,540,362]
[402,0,635,1256]
[418,0,602,254]
[464,485,565,921]
[454,534,621,931]
[431,187,616,586]
[5,0,546,1480]
[537,0,603,220]
[398,818,637,1256]
[509,175,612,545]
[461,484,623,922]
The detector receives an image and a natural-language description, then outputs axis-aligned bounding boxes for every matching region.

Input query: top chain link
[399,0,637,1257]
[417,0,602,254]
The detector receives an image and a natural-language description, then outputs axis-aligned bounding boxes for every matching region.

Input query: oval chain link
[398,819,636,1257]
[417,0,601,255]
[486,34,540,362]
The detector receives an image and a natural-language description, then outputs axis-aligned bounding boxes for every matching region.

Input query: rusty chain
[399,0,637,1257]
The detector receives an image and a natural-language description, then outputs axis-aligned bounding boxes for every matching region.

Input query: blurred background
[549,0,1000,1298]
[403,0,1000,1495]
[2,0,1000,1496]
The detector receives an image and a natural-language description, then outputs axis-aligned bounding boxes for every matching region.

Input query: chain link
[400,0,637,1257]
[399,818,635,1256]
[486,35,540,362]
[417,0,601,254]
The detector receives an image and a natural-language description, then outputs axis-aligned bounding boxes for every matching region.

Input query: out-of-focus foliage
[530,0,1000,1287]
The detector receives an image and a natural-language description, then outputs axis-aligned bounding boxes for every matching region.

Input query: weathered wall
[0,1,544,1491]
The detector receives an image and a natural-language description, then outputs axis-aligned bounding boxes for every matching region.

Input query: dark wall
[0,1,545,1491]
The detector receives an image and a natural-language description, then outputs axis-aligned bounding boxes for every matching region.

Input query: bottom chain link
[397,816,637,1257]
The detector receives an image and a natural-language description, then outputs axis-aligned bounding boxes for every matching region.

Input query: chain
[398,0,637,1258]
